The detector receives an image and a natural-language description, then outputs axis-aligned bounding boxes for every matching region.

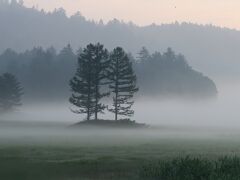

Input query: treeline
[1,0,240,82]
[135,47,217,98]
[0,45,76,99]
[0,44,217,101]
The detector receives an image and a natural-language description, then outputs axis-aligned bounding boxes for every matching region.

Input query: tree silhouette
[108,47,138,121]
[0,73,23,112]
[90,43,110,120]
[70,46,95,121]
[69,43,109,121]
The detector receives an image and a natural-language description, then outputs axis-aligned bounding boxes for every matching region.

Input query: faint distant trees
[57,44,76,76]
[134,47,217,97]
[108,47,138,121]
[0,73,23,112]
[69,43,110,121]
[137,47,150,63]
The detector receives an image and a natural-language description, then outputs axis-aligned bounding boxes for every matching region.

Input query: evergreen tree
[69,46,95,121]
[90,43,110,120]
[69,43,109,121]
[0,73,23,112]
[108,47,138,121]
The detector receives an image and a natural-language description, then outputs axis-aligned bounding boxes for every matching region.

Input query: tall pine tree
[69,43,109,121]
[91,43,110,120]
[69,46,95,121]
[108,47,138,121]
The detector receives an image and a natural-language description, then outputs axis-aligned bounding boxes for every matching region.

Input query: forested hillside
[0,1,240,81]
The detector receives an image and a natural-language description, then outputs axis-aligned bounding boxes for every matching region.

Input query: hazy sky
[23,0,240,29]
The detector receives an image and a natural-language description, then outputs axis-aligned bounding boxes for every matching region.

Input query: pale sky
[23,0,240,29]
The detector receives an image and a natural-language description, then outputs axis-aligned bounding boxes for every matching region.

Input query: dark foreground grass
[0,156,138,180]
[0,148,141,180]
[1,146,240,180]
[141,156,240,180]
[1,127,240,179]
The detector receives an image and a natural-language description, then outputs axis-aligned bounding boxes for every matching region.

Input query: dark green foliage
[214,157,240,179]
[141,156,213,180]
[108,47,138,120]
[69,50,95,121]
[69,43,109,121]
[141,156,240,180]
[89,43,110,120]
[0,73,23,112]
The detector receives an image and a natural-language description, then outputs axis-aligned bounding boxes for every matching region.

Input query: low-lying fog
[1,84,240,127]
[3,83,238,128]
[0,83,240,145]
[135,84,240,128]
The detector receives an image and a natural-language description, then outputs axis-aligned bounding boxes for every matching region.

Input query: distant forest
[0,1,240,81]
[0,45,217,100]
[0,1,218,101]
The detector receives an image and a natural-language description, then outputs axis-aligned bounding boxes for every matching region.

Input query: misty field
[1,124,240,180]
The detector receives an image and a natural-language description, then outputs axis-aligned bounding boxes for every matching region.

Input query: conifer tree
[69,43,109,121]
[91,43,110,120]
[0,73,23,112]
[108,47,138,121]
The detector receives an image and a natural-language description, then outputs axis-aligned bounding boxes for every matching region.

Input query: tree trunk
[95,84,98,121]
[115,92,118,121]
[87,80,91,121]
[87,109,90,121]
[115,58,119,121]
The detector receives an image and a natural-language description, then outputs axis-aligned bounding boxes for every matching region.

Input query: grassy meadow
[1,124,240,179]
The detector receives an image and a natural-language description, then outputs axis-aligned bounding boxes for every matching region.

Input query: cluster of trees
[70,44,138,121]
[0,44,217,101]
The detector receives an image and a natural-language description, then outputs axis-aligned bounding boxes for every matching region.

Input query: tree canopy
[69,43,110,121]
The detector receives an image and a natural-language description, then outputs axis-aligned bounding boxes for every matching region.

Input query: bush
[213,157,240,180]
[140,156,240,180]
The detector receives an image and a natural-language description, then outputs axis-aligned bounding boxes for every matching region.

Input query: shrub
[140,156,240,180]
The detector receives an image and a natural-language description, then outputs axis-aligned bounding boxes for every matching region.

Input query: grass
[141,156,240,180]
[1,126,240,179]
[0,146,142,180]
